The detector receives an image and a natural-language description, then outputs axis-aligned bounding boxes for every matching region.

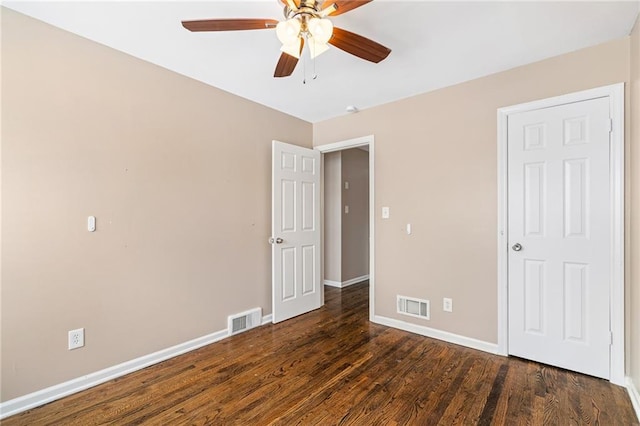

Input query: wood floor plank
[437,357,501,424]
[3,282,638,425]
[477,362,509,425]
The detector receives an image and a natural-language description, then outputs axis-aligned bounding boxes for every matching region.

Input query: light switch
[88,216,96,232]
[382,207,390,219]
[344,181,349,190]
[345,205,349,214]
[406,223,412,235]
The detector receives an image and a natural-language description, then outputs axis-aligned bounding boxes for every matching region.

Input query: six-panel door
[507,97,611,379]
[272,141,322,323]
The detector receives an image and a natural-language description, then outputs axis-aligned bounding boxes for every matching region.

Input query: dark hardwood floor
[4,282,638,425]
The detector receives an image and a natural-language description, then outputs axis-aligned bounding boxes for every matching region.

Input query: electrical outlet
[68,328,85,350]
[443,298,453,313]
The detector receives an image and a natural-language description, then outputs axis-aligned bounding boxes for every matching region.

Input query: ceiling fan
[181,0,391,78]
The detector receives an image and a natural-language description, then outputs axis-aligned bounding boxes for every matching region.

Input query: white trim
[497,99,509,357]
[341,275,369,287]
[315,135,375,322]
[608,83,625,385]
[0,315,273,420]
[324,275,370,288]
[626,377,640,423]
[373,315,499,354]
[496,83,625,385]
[314,136,371,153]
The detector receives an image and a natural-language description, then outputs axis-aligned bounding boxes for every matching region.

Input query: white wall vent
[397,295,430,320]
[228,307,262,335]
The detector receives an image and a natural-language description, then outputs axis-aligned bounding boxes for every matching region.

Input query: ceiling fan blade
[274,38,305,78]
[182,19,278,32]
[274,53,299,78]
[324,0,372,16]
[329,27,391,63]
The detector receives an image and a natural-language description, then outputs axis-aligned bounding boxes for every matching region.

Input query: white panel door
[272,140,321,323]
[508,97,611,379]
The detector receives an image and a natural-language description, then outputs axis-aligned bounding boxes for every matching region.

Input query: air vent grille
[397,295,430,320]
[228,308,262,335]
[231,316,247,333]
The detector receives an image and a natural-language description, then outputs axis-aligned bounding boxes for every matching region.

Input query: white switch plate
[406,224,412,235]
[344,205,349,214]
[344,181,349,190]
[443,298,453,312]
[87,216,96,232]
[382,207,390,219]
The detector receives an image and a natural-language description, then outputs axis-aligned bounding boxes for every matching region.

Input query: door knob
[512,243,522,252]
[269,237,284,244]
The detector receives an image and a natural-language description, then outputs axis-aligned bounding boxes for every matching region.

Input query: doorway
[316,136,375,321]
[323,148,370,287]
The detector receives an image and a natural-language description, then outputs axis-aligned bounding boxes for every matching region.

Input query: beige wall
[314,37,630,345]
[630,15,640,392]
[341,148,369,281]
[324,151,342,283]
[1,9,312,401]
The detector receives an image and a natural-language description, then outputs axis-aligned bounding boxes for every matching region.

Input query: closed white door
[271,141,322,323]
[507,97,611,379]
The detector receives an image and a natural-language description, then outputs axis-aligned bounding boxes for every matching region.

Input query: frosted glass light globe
[307,18,333,44]
[276,19,301,45]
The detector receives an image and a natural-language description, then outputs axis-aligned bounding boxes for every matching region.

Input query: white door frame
[497,83,625,385]
[315,135,375,321]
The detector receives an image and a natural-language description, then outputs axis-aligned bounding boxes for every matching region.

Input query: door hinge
[610,331,614,345]
[608,118,613,133]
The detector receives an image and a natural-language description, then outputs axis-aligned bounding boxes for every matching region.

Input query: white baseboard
[372,314,499,355]
[0,315,272,420]
[342,275,370,287]
[261,314,273,325]
[324,274,369,289]
[627,377,640,422]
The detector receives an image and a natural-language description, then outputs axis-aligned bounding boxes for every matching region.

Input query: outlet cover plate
[443,298,453,313]
[68,328,85,350]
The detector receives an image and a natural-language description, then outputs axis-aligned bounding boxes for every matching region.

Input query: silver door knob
[269,237,284,244]
[512,243,522,251]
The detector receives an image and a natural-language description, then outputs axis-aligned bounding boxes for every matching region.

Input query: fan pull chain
[301,35,318,84]
[313,53,318,80]
[302,41,307,84]
[311,33,318,80]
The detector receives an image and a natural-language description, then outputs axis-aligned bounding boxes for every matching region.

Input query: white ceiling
[4,1,639,123]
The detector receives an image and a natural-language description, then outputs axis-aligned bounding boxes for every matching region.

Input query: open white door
[271,140,322,323]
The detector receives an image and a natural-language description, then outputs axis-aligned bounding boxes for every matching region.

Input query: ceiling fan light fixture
[276,18,301,45]
[280,42,302,59]
[307,17,333,44]
[308,37,330,59]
